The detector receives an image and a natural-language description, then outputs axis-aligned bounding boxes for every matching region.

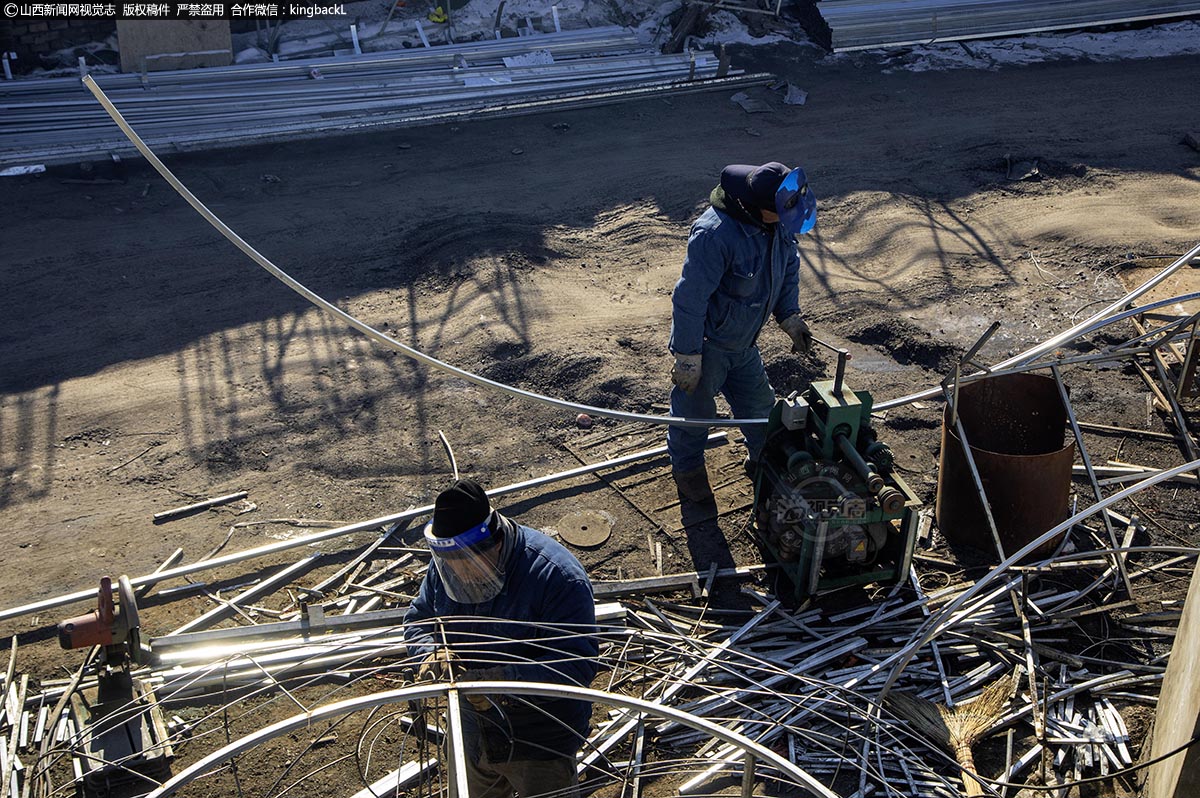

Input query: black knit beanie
[431,479,492,538]
[720,162,791,212]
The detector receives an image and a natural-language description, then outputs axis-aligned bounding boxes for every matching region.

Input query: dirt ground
[1,34,1199,793]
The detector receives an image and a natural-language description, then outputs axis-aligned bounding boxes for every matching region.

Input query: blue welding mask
[776,167,817,236]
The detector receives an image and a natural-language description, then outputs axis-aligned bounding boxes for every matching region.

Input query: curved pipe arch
[144,681,842,798]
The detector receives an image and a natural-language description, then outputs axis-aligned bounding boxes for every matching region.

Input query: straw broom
[888,672,1017,797]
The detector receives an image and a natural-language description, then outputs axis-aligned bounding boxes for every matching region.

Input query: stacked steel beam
[807,0,1200,51]
[0,27,757,167]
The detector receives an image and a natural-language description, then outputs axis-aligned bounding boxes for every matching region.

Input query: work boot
[673,466,713,503]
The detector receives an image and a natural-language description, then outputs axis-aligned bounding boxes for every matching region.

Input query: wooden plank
[1145,560,1200,798]
[116,20,232,74]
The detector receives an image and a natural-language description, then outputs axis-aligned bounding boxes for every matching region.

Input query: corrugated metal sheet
[810,0,1200,51]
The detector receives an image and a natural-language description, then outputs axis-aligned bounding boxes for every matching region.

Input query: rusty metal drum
[936,373,1075,559]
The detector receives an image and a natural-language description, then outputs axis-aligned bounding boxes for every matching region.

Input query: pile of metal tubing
[16,522,1197,797]
[0,27,758,167]
[4,271,1199,795]
[810,0,1200,51]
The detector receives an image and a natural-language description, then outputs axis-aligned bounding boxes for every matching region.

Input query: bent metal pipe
[81,77,1200,426]
[80,75,738,431]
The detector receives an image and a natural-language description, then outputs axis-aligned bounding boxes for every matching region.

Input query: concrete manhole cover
[554,510,614,548]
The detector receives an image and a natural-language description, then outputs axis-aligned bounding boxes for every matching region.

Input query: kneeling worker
[404,479,598,797]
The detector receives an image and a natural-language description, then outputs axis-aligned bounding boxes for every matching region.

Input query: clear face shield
[424,515,508,604]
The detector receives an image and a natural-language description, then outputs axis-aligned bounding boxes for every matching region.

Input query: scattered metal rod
[1177,317,1200,400]
[348,758,439,798]
[1130,355,1199,460]
[560,439,677,544]
[306,525,412,597]
[1149,352,1200,459]
[106,442,161,474]
[166,554,325,637]
[1073,421,1178,441]
[881,458,1200,698]
[152,491,248,524]
[0,639,14,727]
[1084,464,1200,487]
[0,642,17,798]
[199,587,267,627]
[663,501,754,535]
[0,433,724,624]
[594,574,701,600]
[1052,364,1133,597]
[437,430,459,481]
[1134,311,1200,459]
[134,549,186,601]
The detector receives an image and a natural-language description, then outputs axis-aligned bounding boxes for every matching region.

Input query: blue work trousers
[667,345,775,473]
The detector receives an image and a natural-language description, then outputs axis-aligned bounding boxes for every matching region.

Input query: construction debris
[2,405,1196,797]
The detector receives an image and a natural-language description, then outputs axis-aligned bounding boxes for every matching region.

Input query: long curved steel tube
[80,77,1200,428]
[143,681,841,798]
[80,75,737,430]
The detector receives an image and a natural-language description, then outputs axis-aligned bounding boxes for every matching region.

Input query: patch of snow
[631,4,818,52]
[229,0,666,57]
[13,4,1199,80]
[436,0,617,36]
[704,9,797,47]
[234,47,272,65]
[22,32,120,76]
[225,0,809,62]
[632,1,683,46]
[843,19,1200,73]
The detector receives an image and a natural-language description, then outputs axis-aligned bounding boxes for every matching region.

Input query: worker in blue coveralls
[668,162,818,503]
[404,479,598,798]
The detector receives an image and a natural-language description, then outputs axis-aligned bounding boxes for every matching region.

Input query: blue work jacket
[404,520,598,760]
[670,207,802,355]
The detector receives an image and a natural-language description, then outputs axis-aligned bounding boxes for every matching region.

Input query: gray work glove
[460,665,517,710]
[670,353,703,394]
[779,315,813,355]
[415,648,459,682]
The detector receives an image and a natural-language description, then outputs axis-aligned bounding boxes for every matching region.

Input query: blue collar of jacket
[491,513,522,597]
[715,206,780,240]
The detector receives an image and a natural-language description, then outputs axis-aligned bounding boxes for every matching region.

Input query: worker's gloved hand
[779,315,813,354]
[416,648,459,682]
[459,665,517,711]
[670,353,703,394]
